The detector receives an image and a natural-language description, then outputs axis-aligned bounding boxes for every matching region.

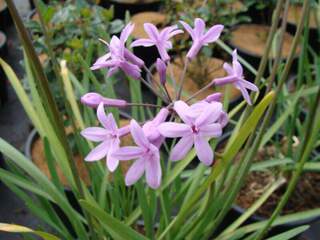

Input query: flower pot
[229,24,300,74]
[149,57,242,106]
[0,0,11,31]
[99,0,162,19]
[285,4,319,52]
[131,11,166,68]
[0,31,8,106]
[232,137,320,237]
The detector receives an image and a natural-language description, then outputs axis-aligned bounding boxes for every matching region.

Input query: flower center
[191,125,199,134]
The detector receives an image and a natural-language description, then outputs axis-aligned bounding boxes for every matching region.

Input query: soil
[131,12,167,39]
[152,57,241,102]
[230,24,300,59]
[30,120,132,187]
[235,141,320,218]
[287,4,318,29]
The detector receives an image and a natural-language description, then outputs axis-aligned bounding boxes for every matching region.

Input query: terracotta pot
[98,0,162,19]
[229,24,300,73]
[150,57,242,106]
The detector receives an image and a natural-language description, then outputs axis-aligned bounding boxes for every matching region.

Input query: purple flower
[81,103,130,172]
[112,120,161,189]
[131,23,183,62]
[180,18,224,60]
[205,93,222,103]
[91,23,144,79]
[158,101,223,165]
[143,108,169,147]
[214,50,258,105]
[81,92,127,108]
[156,58,167,85]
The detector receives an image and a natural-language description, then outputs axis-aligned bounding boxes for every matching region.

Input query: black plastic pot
[0,1,11,31]
[99,0,161,19]
[0,31,8,106]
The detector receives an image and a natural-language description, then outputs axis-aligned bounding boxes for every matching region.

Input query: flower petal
[214,75,237,86]
[130,119,150,148]
[223,62,234,76]
[199,123,222,137]
[237,83,252,105]
[170,135,194,161]
[158,122,192,138]
[195,103,223,127]
[119,61,141,79]
[194,18,206,37]
[124,48,144,67]
[144,23,159,40]
[173,100,193,124]
[201,24,224,44]
[233,60,243,77]
[194,135,214,166]
[112,146,144,160]
[85,141,110,161]
[125,157,145,186]
[131,39,155,48]
[145,153,161,189]
[240,79,259,92]
[179,21,195,39]
[97,103,110,129]
[107,139,120,172]
[120,22,134,43]
[81,127,109,142]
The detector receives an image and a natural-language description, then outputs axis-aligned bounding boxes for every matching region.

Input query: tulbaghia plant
[1,1,318,239]
[82,21,256,189]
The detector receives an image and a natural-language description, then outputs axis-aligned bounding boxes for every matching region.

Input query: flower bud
[205,93,222,103]
[81,92,127,108]
[156,58,167,85]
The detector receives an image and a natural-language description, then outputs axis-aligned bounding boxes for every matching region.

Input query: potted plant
[0,1,318,239]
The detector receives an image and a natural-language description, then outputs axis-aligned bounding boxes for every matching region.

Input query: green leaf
[265,225,309,240]
[79,200,148,240]
[0,223,60,240]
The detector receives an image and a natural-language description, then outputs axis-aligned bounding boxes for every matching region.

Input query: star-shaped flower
[158,101,223,165]
[81,103,129,172]
[112,120,161,189]
[131,23,183,62]
[214,50,259,105]
[180,18,224,60]
[91,23,144,79]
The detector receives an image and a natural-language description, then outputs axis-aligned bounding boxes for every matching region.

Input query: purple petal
[170,135,194,161]
[107,139,120,172]
[145,153,161,189]
[120,22,134,43]
[194,18,206,37]
[173,101,193,124]
[206,93,222,103]
[180,21,195,39]
[186,41,203,60]
[218,112,229,128]
[237,83,252,105]
[97,103,109,129]
[118,125,131,137]
[158,122,192,138]
[85,140,110,161]
[144,23,159,40]
[125,157,145,186]
[131,39,155,48]
[81,127,109,142]
[130,119,150,148]
[153,108,169,125]
[107,67,119,77]
[106,113,117,132]
[223,63,234,76]
[194,135,214,165]
[167,29,184,39]
[119,61,141,79]
[233,60,243,77]
[81,92,103,108]
[199,123,222,137]
[160,25,178,40]
[214,75,237,86]
[232,49,238,62]
[112,146,144,160]
[240,79,259,92]
[156,45,170,62]
[195,103,223,127]
[124,48,144,67]
[201,24,224,44]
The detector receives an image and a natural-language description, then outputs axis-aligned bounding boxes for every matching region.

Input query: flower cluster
[81,19,258,189]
